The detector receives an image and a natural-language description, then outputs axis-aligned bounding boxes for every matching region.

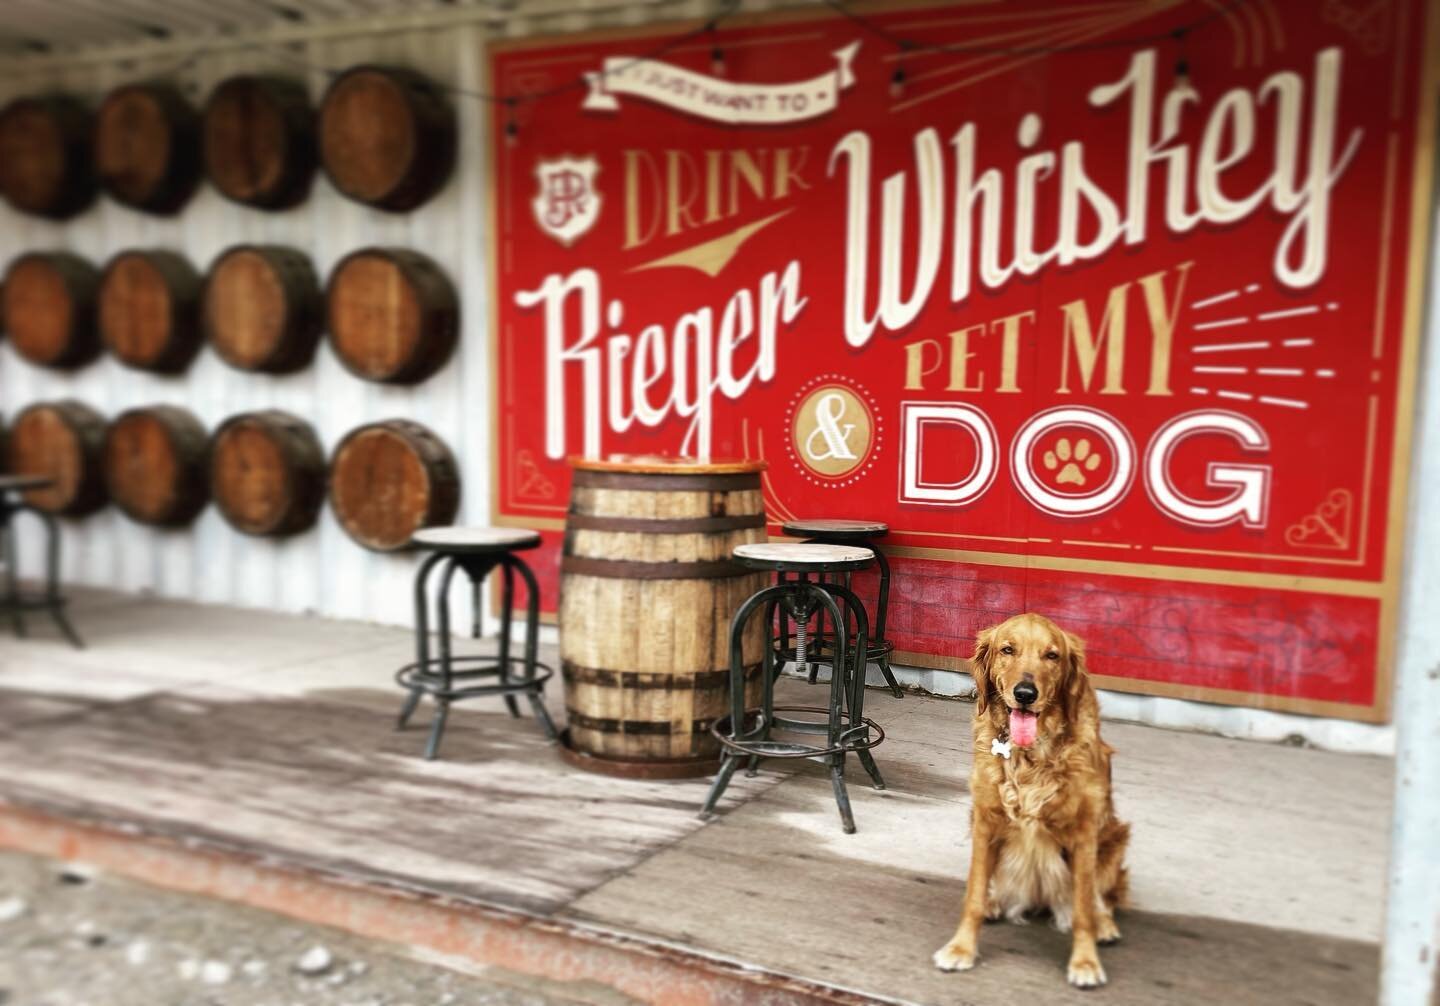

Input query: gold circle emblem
[791,383,874,479]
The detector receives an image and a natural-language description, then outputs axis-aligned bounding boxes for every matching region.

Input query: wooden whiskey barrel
[6,401,108,515]
[560,457,770,774]
[211,411,325,536]
[104,406,208,526]
[318,66,455,212]
[203,245,321,373]
[202,75,315,209]
[329,420,459,551]
[0,95,95,218]
[325,248,457,384]
[94,83,200,214]
[1,252,101,368]
[99,250,202,373]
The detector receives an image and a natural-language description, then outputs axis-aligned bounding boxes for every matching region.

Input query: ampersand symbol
[804,391,858,462]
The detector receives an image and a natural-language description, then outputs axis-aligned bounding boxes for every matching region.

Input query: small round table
[395,527,558,760]
[0,475,83,648]
[781,519,902,698]
[700,542,886,834]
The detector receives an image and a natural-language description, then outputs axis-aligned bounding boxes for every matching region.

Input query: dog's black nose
[1013,682,1038,707]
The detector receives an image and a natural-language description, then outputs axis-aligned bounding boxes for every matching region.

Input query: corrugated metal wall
[0,4,712,628]
[0,1,1411,753]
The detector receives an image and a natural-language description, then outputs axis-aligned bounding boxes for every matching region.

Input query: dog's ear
[971,625,997,715]
[1061,630,1091,722]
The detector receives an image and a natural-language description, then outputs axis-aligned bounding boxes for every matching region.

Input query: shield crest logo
[531,156,601,246]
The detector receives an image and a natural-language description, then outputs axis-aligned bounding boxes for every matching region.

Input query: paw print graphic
[1043,438,1101,487]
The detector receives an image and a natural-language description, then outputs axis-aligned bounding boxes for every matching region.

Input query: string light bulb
[504,100,519,147]
[1171,28,1197,99]
[709,21,725,76]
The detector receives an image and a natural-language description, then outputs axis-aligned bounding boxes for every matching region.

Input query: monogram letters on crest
[532,156,601,246]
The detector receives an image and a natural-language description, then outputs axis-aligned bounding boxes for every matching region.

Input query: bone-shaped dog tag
[991,737,1011,759]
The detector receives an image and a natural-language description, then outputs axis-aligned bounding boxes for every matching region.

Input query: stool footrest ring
[710,704,885,759]
[395,655,554,703]
[778,637,896,664]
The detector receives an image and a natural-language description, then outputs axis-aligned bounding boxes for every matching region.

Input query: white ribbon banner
[583,41,860,125]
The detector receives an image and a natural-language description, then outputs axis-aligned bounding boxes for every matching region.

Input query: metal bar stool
[781,519,903,698]
[396,527,558,760]
[700,543,886,834]
[0,476,83,648]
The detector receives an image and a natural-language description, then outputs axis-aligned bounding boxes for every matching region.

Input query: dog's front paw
[1097,915,1122,945]
[933,941,977,972]
[1067,953,1107,989]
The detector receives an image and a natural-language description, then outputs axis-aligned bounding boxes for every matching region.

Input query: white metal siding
[1,20,530,627]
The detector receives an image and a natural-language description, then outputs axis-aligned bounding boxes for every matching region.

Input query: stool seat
[733,542,873,573]
[0,475,54,494]
[411,526,541,553]
[781,518,889,542]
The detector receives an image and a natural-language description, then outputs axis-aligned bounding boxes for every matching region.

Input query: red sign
[489,0,1438,721]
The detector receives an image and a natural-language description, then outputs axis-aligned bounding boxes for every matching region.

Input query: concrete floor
[0,589,1392,1004]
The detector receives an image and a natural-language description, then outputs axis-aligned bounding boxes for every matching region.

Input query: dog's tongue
[1009,709,1038,747]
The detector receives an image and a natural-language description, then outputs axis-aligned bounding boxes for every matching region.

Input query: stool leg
[806,573,822,684]
[775,571,790,680]
[399,552,445,731]
[700,584,778,820]
[497,561,520,719]
[830,758,856,835]
[38,510,82,649]
[512,556,558,740]
[747,596,779,778]
[396,686,423,731]
[423,701,450,761]
[2,514,25,638]
[49,603,83,650]
[833,584,886,792]
[422,558,462,760]
[701,755,743,818]
[815,585,857,833]
[872,547,903,698]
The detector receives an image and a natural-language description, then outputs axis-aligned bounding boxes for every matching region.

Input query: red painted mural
[489,0,1438,720]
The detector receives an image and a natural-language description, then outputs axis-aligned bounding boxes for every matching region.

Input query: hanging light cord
[34,0,1247,114]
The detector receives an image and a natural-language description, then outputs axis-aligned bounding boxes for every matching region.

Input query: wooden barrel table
[329,420,460,551]
[325,248,457,384]
[559,457,770,777]
[202,75,315,209]
[203,245,321,373]
[94,83,200,214]
[0,95,95,218]
[99,250,202,372]
[1,252,101,368]
[318,66,455,212]
[211,410,325,536]
[6,401,108,515]
[104,406,209,526]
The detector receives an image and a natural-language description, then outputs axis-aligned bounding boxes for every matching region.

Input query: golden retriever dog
[933,613,1130,988]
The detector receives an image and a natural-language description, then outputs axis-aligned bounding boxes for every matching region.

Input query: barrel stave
[560,463,768,766]
[7,401,107,515]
